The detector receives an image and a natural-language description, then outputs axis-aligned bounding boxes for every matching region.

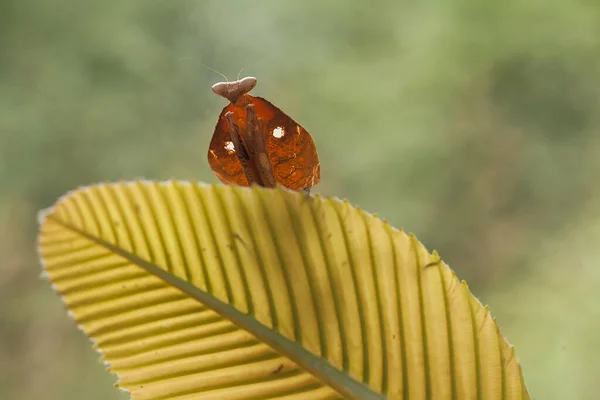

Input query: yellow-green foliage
[39,182,529,399]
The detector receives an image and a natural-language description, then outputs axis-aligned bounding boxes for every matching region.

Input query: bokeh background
[2,0,600,399]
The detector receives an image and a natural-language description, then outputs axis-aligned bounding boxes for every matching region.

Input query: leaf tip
[37,205,53,227]
[39,269,50,281]
[114,382,131,397]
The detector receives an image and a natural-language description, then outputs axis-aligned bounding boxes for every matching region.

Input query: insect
[207,76,320,193]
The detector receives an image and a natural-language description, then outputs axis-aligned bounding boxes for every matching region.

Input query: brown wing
[207,101,250,187]
[207,94,320,191]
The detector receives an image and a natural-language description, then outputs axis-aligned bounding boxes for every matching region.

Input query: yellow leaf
[38,181,530,399]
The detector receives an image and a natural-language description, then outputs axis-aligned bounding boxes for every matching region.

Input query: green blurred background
[2,0,600,399]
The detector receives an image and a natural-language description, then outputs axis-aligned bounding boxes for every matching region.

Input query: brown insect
[207,77,320,193]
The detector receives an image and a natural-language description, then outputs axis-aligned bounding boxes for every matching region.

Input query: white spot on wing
[273,126,285,138]
[224,140,235,154]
